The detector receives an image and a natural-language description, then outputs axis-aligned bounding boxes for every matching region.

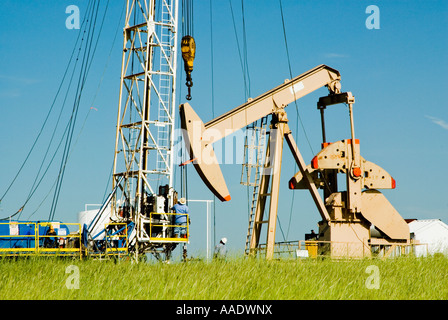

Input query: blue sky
[0,0,447,257]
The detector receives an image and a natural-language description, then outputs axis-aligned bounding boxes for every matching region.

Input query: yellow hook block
[181,35,196,80]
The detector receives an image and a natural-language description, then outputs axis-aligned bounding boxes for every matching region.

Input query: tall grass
[0,254,447,300]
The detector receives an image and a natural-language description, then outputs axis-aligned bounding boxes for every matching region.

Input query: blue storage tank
[0,221,36,250]
[0,221,71,250]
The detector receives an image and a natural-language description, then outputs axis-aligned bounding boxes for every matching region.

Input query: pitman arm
[179,65,341,202]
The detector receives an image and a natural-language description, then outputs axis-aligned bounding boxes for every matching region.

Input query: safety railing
[84,222,133,258]
[105,223,128,255]
[0,222,82,258]
[0,222,38,256]
[249,239,429,260]
[149,212,189,242]
[37,222,82,258]
[369,239,429,259]
[298,240,370,259]
[297,240,428,259]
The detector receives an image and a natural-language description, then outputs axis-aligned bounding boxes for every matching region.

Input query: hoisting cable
[48,2,99,221]
[0,0,96,221]
[181,0,196,100]
[231,0,266,228]
[209,0,217,247]
[19,1,101,220]
[19,123,72,221]
[278,1,333,240]
[175,21,186,202]
[49,0,106,221]
[240,0,260,223]
[18,118,72,220]
[228,0,248,99]
[278,0,314,156]
[175,61,185,198]
[27,0,114,222]
[0,0,92,207]
[278,0,312,239]
[240,0,252,222]
[229,0,262,229]
[240,0,251,98]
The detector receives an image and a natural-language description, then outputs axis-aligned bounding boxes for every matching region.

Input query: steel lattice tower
[112,0,179,258]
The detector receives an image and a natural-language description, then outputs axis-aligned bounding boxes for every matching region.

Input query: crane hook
[181,35,196,100]
[186,87,192,101]
[186,78,193,101]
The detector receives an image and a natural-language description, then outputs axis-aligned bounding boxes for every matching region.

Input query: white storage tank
[408,219,448,257]
[78,204,111,240]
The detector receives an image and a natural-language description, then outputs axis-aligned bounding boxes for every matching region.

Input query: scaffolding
[111,0,180,259]
[0,222,82,258]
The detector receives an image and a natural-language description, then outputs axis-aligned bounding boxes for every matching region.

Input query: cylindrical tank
[78,205,111,240]
[370,224,384,238]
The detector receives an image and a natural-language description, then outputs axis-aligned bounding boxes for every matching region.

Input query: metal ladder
[156,1,175,173]
[241,116,268,255]
[240,117,268,186]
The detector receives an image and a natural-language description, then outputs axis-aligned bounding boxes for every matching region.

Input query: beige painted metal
[265,118,286,259]
[179,103,230,202]
[318,220,371,259]
[180,65,342,260]
[248,116,333,259]
[317,191,371,258]
[289,137,406,244]
[283,124,331,222]
[248,135,271,255]
[298,239,420,260]
[290,149,396,191]
[204,65,340,138]
[179,64,341,203]
[345,140,362,213]
[361,190,409,240]
[180,64,409,260]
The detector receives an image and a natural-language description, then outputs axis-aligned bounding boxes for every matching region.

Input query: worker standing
[44,225,57,248]
[214,237,228,260]
[172,198,189,238]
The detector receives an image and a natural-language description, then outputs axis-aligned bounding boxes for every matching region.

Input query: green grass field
[0,254,447,300]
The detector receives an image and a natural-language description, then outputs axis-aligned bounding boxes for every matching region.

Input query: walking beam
[180,65,342,202]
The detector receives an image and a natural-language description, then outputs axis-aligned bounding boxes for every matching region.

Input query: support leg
[249,138,271,255]
[265,122,286,260]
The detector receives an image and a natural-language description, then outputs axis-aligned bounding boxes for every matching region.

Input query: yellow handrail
[0,222,82,258]
[149,212,189,242]
[104,223,128,254]
[0,222,37,256]
[37,222,82,258]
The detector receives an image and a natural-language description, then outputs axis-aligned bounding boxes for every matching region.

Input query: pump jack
[180,65,409,259]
